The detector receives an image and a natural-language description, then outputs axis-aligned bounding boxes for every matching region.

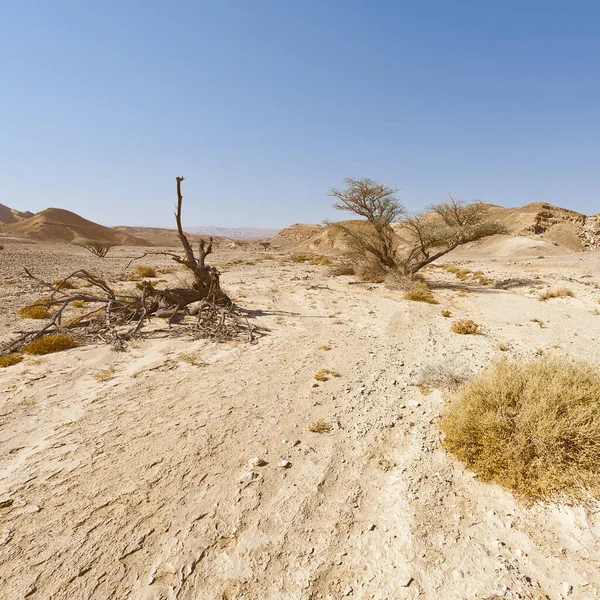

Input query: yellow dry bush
[18,304,51,319]
[330,264,355,276]
[538,287,574,301]
[441,357,600,502]
[403,282,438,304]
[441,310,452,318]
[308,419,332,433]
[314,368,341,381]
[0,353,23,368]
[290,253,311,263]
[54,279,75,289]
[135,265,157,278]
[23,334,78,355]
[451,319,482,335]
[310,255,331,266]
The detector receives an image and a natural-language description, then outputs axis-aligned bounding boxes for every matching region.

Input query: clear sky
[1,1,599,228]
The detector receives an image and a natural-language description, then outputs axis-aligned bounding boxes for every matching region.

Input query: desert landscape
[1,189,600,600]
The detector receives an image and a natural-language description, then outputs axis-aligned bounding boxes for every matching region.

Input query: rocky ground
[1,242,600,599]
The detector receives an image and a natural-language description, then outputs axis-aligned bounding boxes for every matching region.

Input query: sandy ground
[1,242,600,599]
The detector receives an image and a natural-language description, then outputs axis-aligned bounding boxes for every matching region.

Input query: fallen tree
[1,178,255,356]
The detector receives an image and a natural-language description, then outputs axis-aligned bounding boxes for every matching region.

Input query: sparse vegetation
[77,240,117,258]
[18,304,52,319]
[330,263,355,276]
[403,282,438,304]
[418,361,470,392]
[179,352,204,366]
[314,368,341,381]
[54,279,75,290]
[23,334,78,355]
[0,353,23,368]
[441,310,452,317]
[308,419,332,433]
[92,368,115,382]
[319,345,332,351]
[442,357,600,502]
[450,319,482,335]
[135,265,157,278]
[538,287,574,301]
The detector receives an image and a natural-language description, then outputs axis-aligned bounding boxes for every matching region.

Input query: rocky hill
[0,203,33,225]
[272,203,600,255]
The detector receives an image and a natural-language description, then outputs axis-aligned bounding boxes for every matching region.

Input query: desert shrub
[92,368,115,382]
[135,265,157,278]
[441,310,452,318]
[403,282,438,304]
[290,253,311,263]
[310,255,331,266]
[319,345,332,351]
[451,319,482,335]
[308,419,332,433]
[356,261,386,283]
[54,279,75,289]
[441,357,600,502]
[418,360,470,391]
[71,300,85,308]
[23,334,78,355]
[0,354,23,368]
[17,304,51,319]
[330,263,356,276]
[538,287,574,301]
[77,240,116,258]
[314,368,341,381]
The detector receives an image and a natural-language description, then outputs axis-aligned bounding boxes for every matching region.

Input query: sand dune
[0,208,150,246]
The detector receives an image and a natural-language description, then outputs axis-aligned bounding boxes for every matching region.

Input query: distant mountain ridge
[185,226,279,240]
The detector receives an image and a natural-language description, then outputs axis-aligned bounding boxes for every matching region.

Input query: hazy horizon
[2,1,599,228]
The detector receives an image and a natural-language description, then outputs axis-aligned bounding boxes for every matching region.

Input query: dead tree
[260,241,271,251]
[0,177,255,357]
[129,177,228,305]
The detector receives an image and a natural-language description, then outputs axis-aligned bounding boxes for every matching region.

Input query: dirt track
[1,246,600,599]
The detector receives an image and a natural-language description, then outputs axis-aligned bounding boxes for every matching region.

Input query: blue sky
[1,1,598,228]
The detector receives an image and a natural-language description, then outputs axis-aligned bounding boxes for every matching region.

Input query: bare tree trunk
[174,177,227,303]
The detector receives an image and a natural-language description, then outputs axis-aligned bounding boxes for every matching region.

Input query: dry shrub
[418,360,470,392]
[356,262,386,283]
[330,264,355,276]
[308,419,332,433]
[310,255,331,266]
[71,300,85,308]
[290,253,311,263]
[0,353,23,368]
[54,279,75,289]
[403,282,438,304]
[441,310,452,318]
[18,304,52,319]
[92,368,115,382]
[319,345,332,351]
[23,334,78,355]
[179,352,204,366]
[538,287,574,301]
[441,357,600,502]
[135,265,157,278]
[314,368,341,381]
[451,319,482,335]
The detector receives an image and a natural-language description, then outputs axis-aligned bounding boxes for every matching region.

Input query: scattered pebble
[367,523,376,531]
[238,471,259,484]
[279,460,292,469]
[561,582,573,596]
[248,457,267,468]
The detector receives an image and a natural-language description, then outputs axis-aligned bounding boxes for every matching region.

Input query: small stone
[451,569,464,580]
[367,523,376,531]
[279,460,292,469]
[238,471,259,483]
[248,457,267,468]
[292,440,301,447]
[407,400,421,408]
[561,582,573,596]
[312,383,319,388]
[515,548,526,557]
[399,575,413,587]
